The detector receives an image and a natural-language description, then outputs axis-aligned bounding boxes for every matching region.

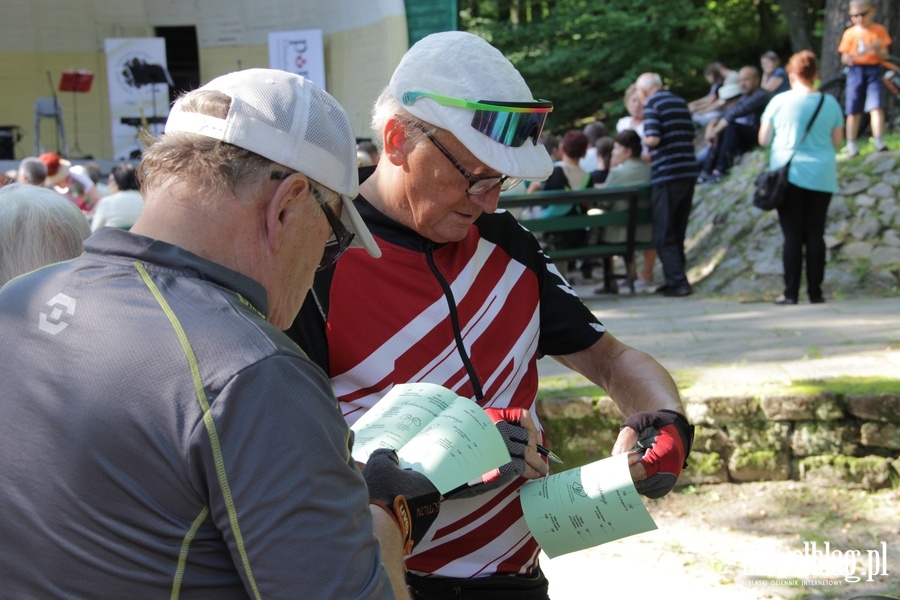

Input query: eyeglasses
[271,171,355,270]
[402,91,553,148]
[312,187,354,271]
[410,123,521,195]
[850,9,869,18]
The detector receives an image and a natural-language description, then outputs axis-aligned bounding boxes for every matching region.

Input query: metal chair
[33,97,69,157]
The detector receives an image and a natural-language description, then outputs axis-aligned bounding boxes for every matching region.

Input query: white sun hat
[165,68,380,258]
[389,31,553,181]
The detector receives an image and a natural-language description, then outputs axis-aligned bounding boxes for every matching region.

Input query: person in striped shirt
[635,72,700,298]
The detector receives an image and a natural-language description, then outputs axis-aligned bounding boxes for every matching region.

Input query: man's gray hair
[636,73,663,95]
[371,87,430,150]
[139,89,278,203]
[0,183,90,286]
[17,157,48,186]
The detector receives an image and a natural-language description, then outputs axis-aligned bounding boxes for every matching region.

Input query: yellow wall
[0,1,409,161]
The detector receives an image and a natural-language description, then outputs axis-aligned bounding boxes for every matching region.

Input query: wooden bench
[499,185,654,293]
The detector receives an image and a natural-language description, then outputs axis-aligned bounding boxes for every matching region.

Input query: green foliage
[459,0,791,129]
[686,450,726,476]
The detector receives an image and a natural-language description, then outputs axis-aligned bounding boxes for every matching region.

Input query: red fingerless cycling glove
[622,409,694,499]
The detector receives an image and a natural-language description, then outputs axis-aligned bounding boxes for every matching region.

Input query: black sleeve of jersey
[479,210,605,358]
[284,267,335,373]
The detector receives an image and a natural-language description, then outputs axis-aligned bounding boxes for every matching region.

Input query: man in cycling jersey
[287,31,694,599]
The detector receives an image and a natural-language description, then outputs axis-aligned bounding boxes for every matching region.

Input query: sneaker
[663,285,693,297]
[875,143,889,153]
[633,279,654,292]
[697,172,722,185]
[839,145,859,158]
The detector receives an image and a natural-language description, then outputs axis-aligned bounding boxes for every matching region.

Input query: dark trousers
[704,122,758,174]
[651,178,695,289]
[776,183,832,301]
[407,568,550,600]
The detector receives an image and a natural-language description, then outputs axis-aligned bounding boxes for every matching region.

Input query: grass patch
[536,374,605,401]
[537,368,704,402]
[539,372,900,400]
[784,376,899,396]
[804,346,823,359]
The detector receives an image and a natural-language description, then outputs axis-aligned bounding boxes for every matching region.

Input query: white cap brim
[341,196,381,258]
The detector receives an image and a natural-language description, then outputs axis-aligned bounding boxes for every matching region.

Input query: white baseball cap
[165,68,380,258]
[389,31,553,181]
[717,82,742,104]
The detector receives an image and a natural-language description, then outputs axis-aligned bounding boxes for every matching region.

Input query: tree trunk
[874,0,900,58]
[776,0,815,52]
[820,0,850,84]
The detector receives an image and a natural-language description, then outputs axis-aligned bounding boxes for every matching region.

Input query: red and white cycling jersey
[288,189,605,579]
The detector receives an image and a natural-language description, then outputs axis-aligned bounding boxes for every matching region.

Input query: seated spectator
[695,81,741,167]
[698,66,772,183]
[84,162,111,198]
[688,62,727,127]
[16,157,47,186]
[356,139,379,165]
[62,165,99,216]
[91,162,144,231]
[578,121,609,171]
[540,132,563,161]
[616,84,644,137]
[528,129,591,277]
[583,135,615,281]
[761,51,791,94]
[616,84,652,161]
[356,149,374,166]
[588,135,615,186]
[520,134,561,206]
[0,183,90,287]
[593,130,655,293]
[38,152,70,189]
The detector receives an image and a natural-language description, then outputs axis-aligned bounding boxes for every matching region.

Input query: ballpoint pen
[537,444,564,464]
[512,435,564,464]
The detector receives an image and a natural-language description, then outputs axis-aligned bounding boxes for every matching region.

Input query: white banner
[104,38,171,161]
[268,29,326,89]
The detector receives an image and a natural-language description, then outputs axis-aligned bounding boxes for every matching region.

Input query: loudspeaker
[0,126,22,160]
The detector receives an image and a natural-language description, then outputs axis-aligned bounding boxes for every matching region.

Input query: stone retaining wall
[537,393,900,491]
[686,149,900,298]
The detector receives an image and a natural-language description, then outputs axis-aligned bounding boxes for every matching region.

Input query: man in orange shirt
[838,0,892,155]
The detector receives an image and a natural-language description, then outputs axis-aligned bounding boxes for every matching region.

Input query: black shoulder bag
[753,93,825,211]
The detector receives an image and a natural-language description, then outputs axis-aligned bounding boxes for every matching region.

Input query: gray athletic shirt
[0,228,391,599]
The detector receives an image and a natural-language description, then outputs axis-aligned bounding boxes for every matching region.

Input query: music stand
[59,70,93,157]
[123,61,173,135]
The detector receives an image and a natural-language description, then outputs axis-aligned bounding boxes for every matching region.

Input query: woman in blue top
[759,50,845,305]
[761,51,791,95]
